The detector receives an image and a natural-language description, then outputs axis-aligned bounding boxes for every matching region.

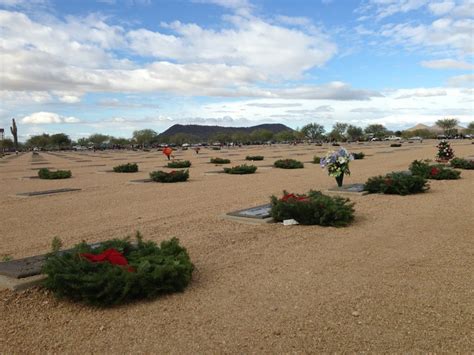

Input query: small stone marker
[17,188,81,197]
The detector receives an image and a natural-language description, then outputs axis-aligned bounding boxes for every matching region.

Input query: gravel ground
[1,141,473,353]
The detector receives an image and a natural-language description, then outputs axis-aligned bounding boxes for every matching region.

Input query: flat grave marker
[223,203,273,224]
[0,243,102,290]
[128,178,153,184]
[327,183,368,196]
[16,188,81,197]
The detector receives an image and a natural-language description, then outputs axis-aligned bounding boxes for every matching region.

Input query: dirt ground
[1,140,473,353]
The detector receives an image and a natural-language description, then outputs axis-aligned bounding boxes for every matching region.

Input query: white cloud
[128,15,336,79]
[0,9,341,100]
[428,1,456,15]
[395,88,447,99]
[191,0,251,10]
[447,74,474,87]
[191,87,473,130]
[421,59,474,70]
[21,112,80,124]
[357,0,429,20]
[380,17,474,56]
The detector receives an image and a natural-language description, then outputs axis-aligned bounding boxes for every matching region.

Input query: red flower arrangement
[81,248,135,272]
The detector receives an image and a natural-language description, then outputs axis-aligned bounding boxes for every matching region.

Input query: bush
[270,190,355,227]
[450,157,474,170]
[245,155,264,161]
[167,160,191,168]
[223,164,257,174]
[113,163,138,173]
[149,170,189,183]
[409,160,461,180]
[38,168,72,179]
[274,159,304,169]
[364,172,429,195]
[390,143,402,147]
[312,156,321,164]
[332,143,340,146]
[211,147,221,151]
[42,233,194,307]
[352,152,365,160]
[210,157,230,164]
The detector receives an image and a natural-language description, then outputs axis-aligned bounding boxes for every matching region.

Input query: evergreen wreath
[223,164,257,174]
[436,140,454,161]
[42,233,194,307]
[167,160,191,168]
[149,169,189,182]
[113,163,138,173]
[273,159,304,169]
[270,190,355,227]
[38,168,72,179]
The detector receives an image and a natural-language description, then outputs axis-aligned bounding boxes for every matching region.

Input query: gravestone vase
[335,174,344,187]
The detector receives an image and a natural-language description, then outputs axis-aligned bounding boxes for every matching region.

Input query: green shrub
[364,172,429,195]
[150,170,189,183]
[167,160,191,168]
[42,233,194,307]
[113,163,138,173]
[223,164,257,174]
[409,160,460,180]
[210,157,230,164]
[38,168,72,179]
[352,152,365,160]
[211,147,221,150]
[270,190,355,227]
[245,155,264,161]
[390,143,402,147]
[274,159,304,169]
[312,156,321,164]
[450,157,474,170]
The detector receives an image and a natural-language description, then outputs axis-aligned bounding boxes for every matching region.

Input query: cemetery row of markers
[7,142,473,307]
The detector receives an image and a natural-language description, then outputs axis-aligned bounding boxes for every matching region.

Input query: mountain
[405,124,431,132]
[159,123,293,140]
[406,123,467,132]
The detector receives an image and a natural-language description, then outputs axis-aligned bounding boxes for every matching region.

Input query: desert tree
[132,129,158,147]
[436,118,459,136]
[365,124,388,139]
[346,125,364,141]
[301,123,325,141]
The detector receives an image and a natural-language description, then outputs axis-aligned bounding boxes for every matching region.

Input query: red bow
[80,248,134,272]
[430,167,440,176]
[281,193,309,202]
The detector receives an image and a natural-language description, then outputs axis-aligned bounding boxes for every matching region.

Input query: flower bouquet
[320,147,353,187]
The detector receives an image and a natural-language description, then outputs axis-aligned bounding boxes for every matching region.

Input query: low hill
[159,123,293,140]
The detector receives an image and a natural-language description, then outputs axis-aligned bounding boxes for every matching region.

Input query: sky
[0,0,473,141]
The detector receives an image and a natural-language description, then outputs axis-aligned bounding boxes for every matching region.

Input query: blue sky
[0,0,472,141]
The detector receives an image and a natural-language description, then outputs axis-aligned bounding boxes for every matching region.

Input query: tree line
[1,119,473,151]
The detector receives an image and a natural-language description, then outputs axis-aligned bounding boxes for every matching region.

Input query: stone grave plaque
[204,170,225,175]
[128,178,153,184]
[17,188,81,197]
[227,203,272,219]
[327,183,368,195]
